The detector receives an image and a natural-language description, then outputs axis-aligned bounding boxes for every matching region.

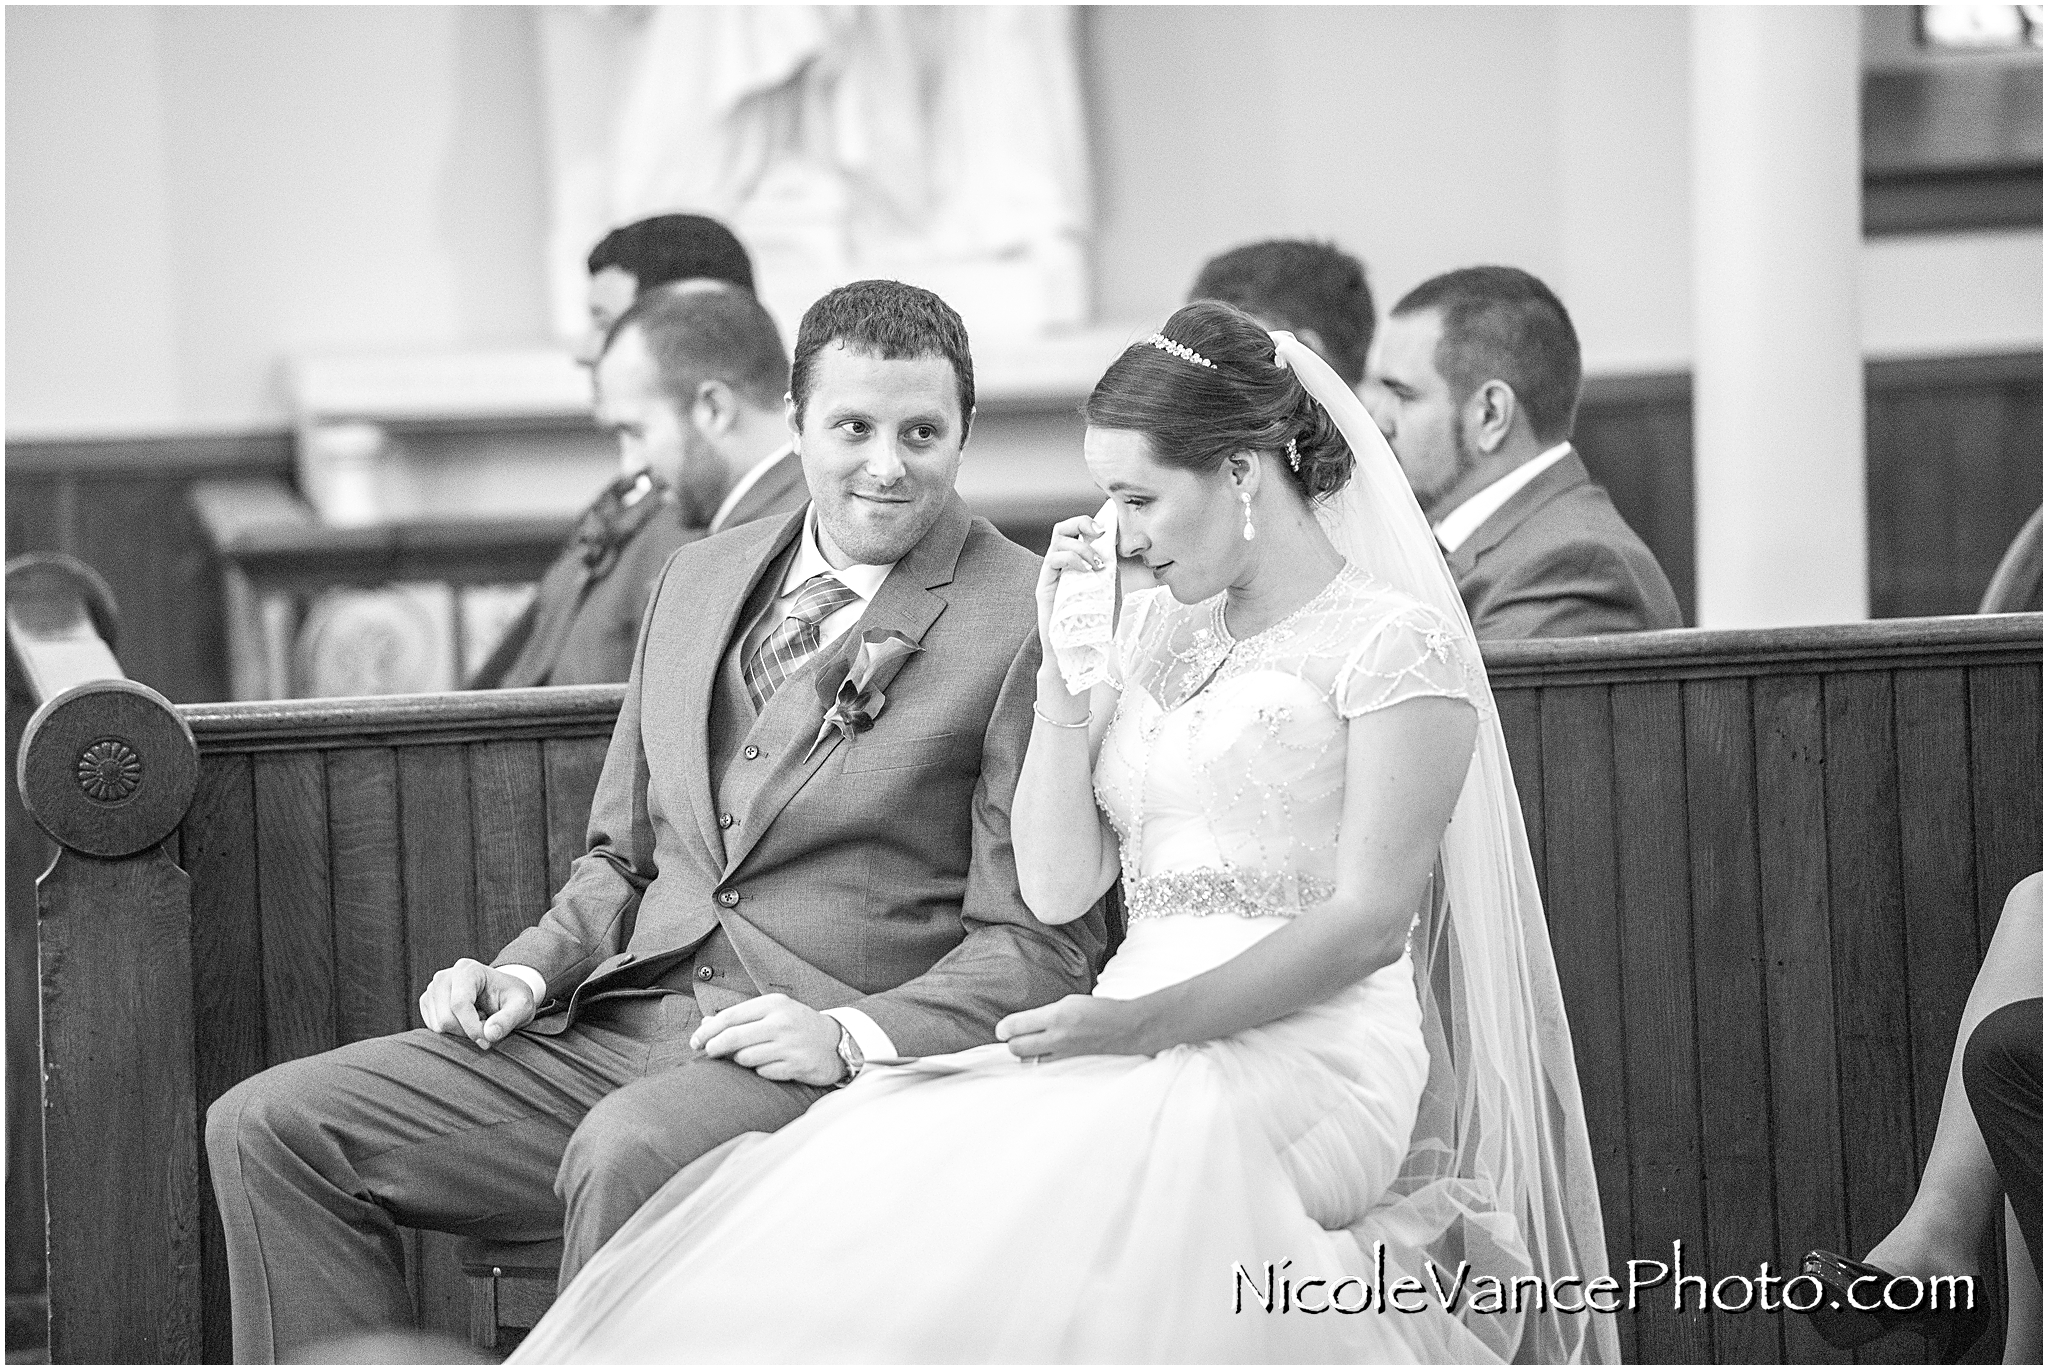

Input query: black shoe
[1800,1250,1990,1363]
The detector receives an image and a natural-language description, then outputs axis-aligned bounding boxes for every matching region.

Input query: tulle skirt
[512,951,1495,1363]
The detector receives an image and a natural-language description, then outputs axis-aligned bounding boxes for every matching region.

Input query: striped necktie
[742,573,860,711]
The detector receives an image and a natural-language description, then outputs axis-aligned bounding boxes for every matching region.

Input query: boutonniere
[805,628,923,762]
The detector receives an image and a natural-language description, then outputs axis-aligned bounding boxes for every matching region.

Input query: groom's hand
[419,958,536,1050]
[692,994,844,1086]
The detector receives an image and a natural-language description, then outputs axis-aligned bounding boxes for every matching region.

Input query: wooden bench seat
[19,603,2041,1363]
[455,1236,563,1354]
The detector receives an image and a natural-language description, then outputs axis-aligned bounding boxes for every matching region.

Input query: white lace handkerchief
[1048,500,1118,696]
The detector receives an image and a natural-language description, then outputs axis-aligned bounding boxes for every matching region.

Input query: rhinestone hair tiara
[1145,333,1215,369]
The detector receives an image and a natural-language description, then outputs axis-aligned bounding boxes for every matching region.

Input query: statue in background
[539,6,1090,345]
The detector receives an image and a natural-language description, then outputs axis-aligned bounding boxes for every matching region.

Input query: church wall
[6,6,550,437]
[4,5,2040,434]
[6,7,187,434]
[1087,5,2041,372]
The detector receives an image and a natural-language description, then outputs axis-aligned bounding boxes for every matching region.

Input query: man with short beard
[471,281,807,688]
[206,280,1105,1361]
[1367,266,1681,639]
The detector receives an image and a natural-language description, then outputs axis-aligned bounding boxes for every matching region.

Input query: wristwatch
[833,1019,866,1087]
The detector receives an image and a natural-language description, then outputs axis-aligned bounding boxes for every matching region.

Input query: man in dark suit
[1367,266,1682,639]
[470,281,809,688]
[205,281,1104,1360]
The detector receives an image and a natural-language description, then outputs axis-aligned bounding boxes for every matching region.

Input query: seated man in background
[1367,265,1682,639]
[470,281,806,687]
[576,212,755,367]
[1189,237,1378,396]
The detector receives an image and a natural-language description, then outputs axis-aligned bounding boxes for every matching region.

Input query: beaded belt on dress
[1122,867,1336,921]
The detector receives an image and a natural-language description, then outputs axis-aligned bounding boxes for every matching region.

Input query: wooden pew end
[18,678,197,858]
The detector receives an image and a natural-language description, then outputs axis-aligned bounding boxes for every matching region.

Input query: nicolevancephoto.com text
[1234,1240,1979,1319]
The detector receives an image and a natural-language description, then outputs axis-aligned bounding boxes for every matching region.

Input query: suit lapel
[686,509,807,863]
[1455,447,1592,570]
[719,495,970,880]
[725,449,807,528]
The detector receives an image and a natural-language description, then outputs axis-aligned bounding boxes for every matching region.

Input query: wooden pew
[9,554,202,1362]
[25,611,2042,1363]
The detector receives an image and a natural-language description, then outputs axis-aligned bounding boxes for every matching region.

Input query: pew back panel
[178,690,617,1356]
[1485,616,2042,1363]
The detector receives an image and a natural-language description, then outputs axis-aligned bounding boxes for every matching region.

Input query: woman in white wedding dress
[513,302,1616,1364]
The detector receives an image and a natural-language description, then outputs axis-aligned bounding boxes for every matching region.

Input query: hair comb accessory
[1145,333,1215,369]
[1286,438,1301,472]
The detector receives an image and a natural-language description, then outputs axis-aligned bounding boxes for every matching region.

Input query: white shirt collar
[781,505,895,602]
[708,442,795,533]
[1432,442,1573,553]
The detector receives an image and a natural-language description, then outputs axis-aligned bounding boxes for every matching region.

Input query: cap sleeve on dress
[1332,603,1478,719]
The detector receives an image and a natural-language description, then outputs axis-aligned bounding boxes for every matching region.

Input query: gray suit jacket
[715,448,808,533]
[1447,450,1683,640]
[495,493,1105,1056]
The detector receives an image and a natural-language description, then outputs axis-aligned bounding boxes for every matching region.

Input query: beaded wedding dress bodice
[1091,563,1478,999]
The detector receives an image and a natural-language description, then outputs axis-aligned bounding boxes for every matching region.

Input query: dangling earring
[1240,490,1256,541]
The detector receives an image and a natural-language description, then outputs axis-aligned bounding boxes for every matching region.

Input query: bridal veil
[1274,331,1619,1364]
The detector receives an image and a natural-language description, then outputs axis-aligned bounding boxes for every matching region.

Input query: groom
[205,280,1107,1361]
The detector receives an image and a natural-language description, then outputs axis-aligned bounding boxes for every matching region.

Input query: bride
[512,301,1616,1364]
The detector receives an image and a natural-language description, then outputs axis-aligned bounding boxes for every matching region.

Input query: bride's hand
[996,994,1152,1061]
[1034,513,1110,656]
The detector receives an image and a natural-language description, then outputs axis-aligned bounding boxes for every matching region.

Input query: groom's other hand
[692,994,843,1086]
[419,959,537,1050]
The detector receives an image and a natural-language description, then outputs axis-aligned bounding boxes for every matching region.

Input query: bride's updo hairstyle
[1083,301,1354,501]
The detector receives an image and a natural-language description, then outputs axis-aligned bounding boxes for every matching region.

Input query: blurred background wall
[9,6,2037,435]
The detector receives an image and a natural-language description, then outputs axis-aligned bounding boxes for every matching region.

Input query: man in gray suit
[1367,266,1682,639]
[470,281,809,688]
[207,280,1104,1360]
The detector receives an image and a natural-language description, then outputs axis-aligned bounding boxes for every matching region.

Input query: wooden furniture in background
[188,478,567,699]
[1866,353,2045,619]
[22,611,2040,1363]
[1861,4,2042,236]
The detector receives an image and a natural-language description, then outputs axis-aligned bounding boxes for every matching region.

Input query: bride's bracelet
[1031,702,1091,730]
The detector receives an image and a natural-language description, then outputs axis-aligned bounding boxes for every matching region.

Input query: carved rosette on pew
[8,554,204,1364]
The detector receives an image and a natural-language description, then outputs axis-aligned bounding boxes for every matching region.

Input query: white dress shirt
[707,443,795,534]
[742,503,893,659]
[1432,442,1572,554]
[504,506,902,1067]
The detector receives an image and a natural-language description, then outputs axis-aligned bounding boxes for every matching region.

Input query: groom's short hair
[789,280,976,434]
[1392,266,1582,446]
[1190,239,1376,387]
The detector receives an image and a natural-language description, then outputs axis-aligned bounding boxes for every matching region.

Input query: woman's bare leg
[1864,875,2040,1286]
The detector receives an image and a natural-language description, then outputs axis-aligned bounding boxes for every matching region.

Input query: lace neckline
[1149,562,1362,713]
[1210,560,1360,648]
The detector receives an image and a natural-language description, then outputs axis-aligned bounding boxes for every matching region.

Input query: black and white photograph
[4,4,2041,1364]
